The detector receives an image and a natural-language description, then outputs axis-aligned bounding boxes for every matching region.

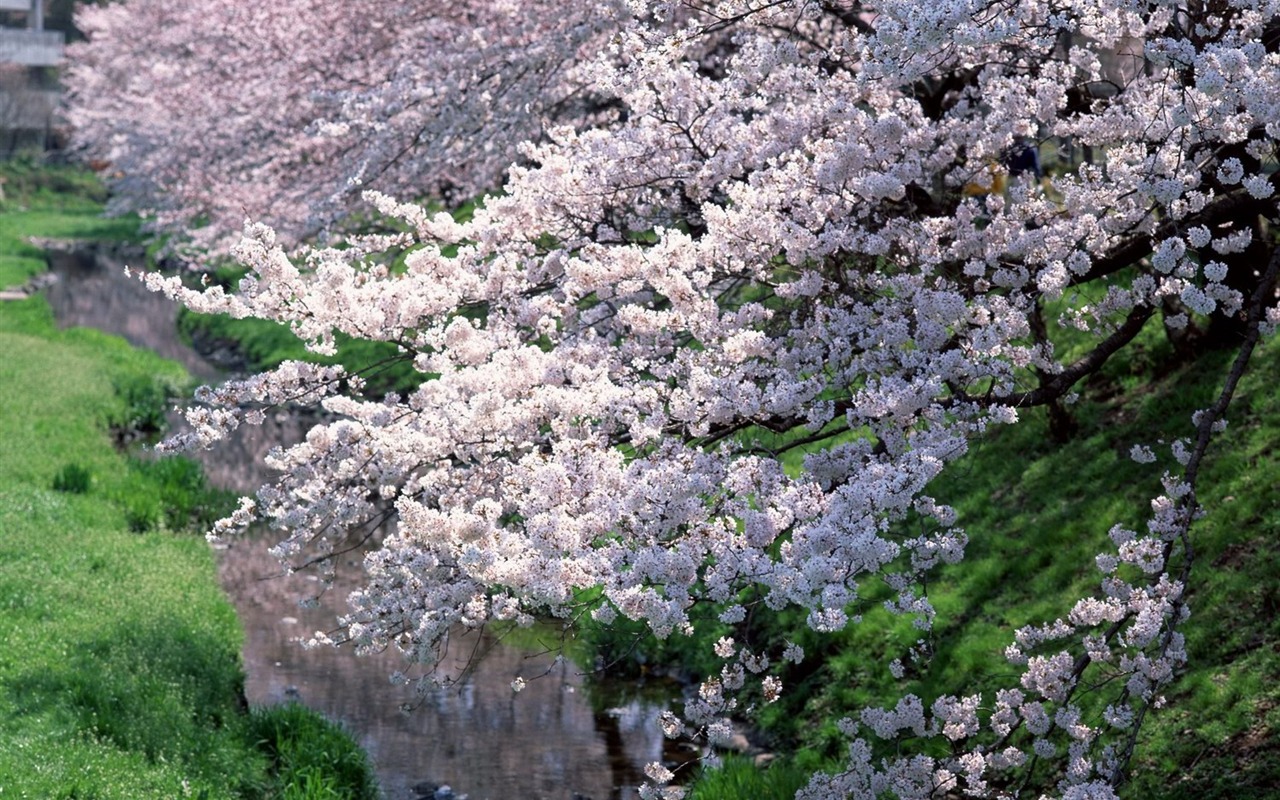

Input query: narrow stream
[42,246,695,800]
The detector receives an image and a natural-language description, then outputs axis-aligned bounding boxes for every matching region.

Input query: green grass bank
[0,160,377,799]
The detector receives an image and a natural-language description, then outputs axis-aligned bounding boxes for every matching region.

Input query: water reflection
[220,531,687,799]
[43,245,220,382]
[42,247,693,800]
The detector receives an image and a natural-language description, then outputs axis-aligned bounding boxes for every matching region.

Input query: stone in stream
[411,781,467,800]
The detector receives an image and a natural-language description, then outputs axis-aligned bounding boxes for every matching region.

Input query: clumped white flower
[1186,226,1212,248]
[782,641,805,664]
[1242,175,1275,200]
[644,761,675,784]
[1151,238,1186,273]
[1203,261,1229,283]
[717,605,746,624]
[1103,703,1134,729]
[1213,228,1253,254]
[659,710,685,739]
[1171,439,1192,466]
[1216,157,1245,184]
[762,676,783,703]
[1129,444,1156,464]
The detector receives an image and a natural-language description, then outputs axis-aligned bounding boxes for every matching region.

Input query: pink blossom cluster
[73,0,1280,797]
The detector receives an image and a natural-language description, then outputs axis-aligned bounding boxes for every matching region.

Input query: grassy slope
[0,296,265,797]
[909,334,1280,799]
[0,162,376,799]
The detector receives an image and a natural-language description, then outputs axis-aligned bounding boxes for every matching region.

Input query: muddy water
[42,248,691,800]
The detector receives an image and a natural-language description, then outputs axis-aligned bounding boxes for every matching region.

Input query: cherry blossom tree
[74,0,1280,797]
[65,0,621,252]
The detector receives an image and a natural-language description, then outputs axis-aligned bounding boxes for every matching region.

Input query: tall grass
[688,756,811,800]
[249,704,379,800]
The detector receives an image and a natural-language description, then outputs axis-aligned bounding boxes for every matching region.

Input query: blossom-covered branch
[74,0,1280,797]
[66,0,627,252]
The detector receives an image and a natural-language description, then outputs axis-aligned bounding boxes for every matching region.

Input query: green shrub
[249,704,379,800]
[688,755,811,800]
[120,495,161,533]
[52,462,92,494]
[108,372,175,436]
[105,456,236,534]
[137,455,236,531]
[0,156,110,209]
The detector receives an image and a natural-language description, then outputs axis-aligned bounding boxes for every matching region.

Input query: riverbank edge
[0,163,378,798]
